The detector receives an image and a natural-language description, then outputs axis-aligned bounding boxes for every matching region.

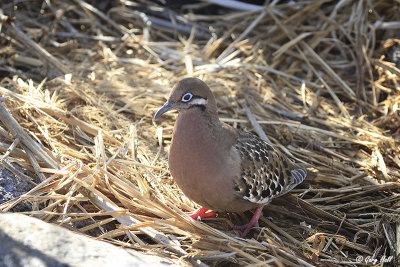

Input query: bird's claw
[233,206,264,237]
[186,207,216,220]
[233,221,259,237]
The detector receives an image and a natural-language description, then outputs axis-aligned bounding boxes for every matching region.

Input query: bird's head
[154,78,217,120]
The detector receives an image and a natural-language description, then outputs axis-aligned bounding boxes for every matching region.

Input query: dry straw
[0,0,399,266]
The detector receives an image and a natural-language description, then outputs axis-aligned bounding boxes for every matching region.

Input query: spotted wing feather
[233,131,306,204]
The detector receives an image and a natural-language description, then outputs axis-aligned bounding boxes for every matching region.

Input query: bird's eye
[181,92,193,102]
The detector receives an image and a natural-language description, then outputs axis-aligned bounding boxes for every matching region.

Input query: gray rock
[0,213,176,267]
[0,166,34,211]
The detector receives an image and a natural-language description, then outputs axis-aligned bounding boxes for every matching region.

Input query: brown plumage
[154,78,306,237]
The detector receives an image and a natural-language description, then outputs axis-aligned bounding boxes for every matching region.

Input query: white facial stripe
[189,98,208,105]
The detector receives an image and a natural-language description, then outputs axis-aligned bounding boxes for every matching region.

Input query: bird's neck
[173,107,232,148]
[177,106,220,129]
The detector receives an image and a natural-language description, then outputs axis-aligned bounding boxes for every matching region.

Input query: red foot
[186,207,216,220]
[233,206,264,237]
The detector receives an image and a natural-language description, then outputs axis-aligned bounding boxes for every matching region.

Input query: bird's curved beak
[154,101,174,121]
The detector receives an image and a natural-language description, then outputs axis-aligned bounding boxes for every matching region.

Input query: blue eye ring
[181,92,193,102]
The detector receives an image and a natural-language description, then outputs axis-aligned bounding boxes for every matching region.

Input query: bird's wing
[233,131,306,204]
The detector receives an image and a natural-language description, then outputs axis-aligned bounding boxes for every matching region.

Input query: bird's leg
[186,207,216,220]
[233,206,264,237]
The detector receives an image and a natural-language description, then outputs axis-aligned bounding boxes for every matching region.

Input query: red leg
[186,207,216,220]
[233,206,264,237]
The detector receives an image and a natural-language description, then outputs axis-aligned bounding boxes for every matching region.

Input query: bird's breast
[169,111,224,188]
[168,110,255,212]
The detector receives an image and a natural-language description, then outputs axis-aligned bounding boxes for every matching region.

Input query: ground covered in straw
[0,0,399,266]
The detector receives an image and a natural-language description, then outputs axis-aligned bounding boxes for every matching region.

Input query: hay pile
[0,0,399,265]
